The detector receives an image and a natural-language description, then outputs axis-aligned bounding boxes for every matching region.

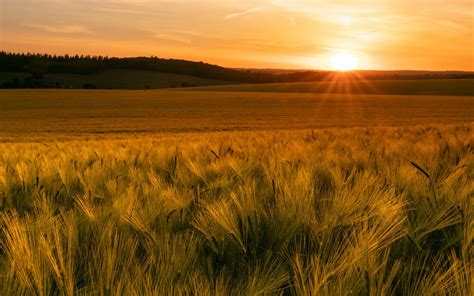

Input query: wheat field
[1,123,472,295]
[1,90,474,139]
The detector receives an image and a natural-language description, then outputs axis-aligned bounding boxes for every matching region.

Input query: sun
[330,53,359,71]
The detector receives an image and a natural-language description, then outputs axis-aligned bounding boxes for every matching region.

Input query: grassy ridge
[1,89,474,138]
[1,124,473,294]
[193,79,474,96]
[0,70,231,89]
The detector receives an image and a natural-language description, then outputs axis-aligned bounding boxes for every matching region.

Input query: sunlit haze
[1,0,473,70]
[330,53,359,71]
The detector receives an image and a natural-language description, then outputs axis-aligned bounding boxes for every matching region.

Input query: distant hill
[238,68,474,79]
[1,51,473,89]
[193,79,474,96]
[0,52,273,89]
[0,70,233,90]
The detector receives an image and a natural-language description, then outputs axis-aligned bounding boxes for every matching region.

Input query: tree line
[0,51,286,83]
[1,51,472,89]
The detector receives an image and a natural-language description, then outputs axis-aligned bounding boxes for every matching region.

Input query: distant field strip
[193,79,474,96]
[0,89,473,137]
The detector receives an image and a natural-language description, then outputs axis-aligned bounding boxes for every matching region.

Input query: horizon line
[2,51,473,73]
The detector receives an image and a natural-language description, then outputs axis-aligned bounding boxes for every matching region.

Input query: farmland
[0,81,473,295]
[197,78,474,96]
[0,86,473,139]
[0,70,232,90]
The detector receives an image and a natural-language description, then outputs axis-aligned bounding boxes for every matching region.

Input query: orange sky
[1,0,473,70]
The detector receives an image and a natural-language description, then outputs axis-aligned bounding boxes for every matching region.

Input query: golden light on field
[330,53,359,71]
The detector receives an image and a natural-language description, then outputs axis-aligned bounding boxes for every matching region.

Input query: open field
[0,89,473,139]
[0,81,473,294]
[0,124,473,294]
[196,79,474,96]
[2,0,473,292]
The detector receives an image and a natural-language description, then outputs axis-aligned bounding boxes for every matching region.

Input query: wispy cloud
[154,33,192,44]
[93,6,163,17]
[25,24,93,34]
[224,7,263,19]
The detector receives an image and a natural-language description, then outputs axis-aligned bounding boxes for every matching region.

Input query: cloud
[224,7,263,19]
[154,33,192,44]
[25,24,93,34]
[93,6,163,17]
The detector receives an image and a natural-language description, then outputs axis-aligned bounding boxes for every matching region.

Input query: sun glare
[330,53,359,71]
